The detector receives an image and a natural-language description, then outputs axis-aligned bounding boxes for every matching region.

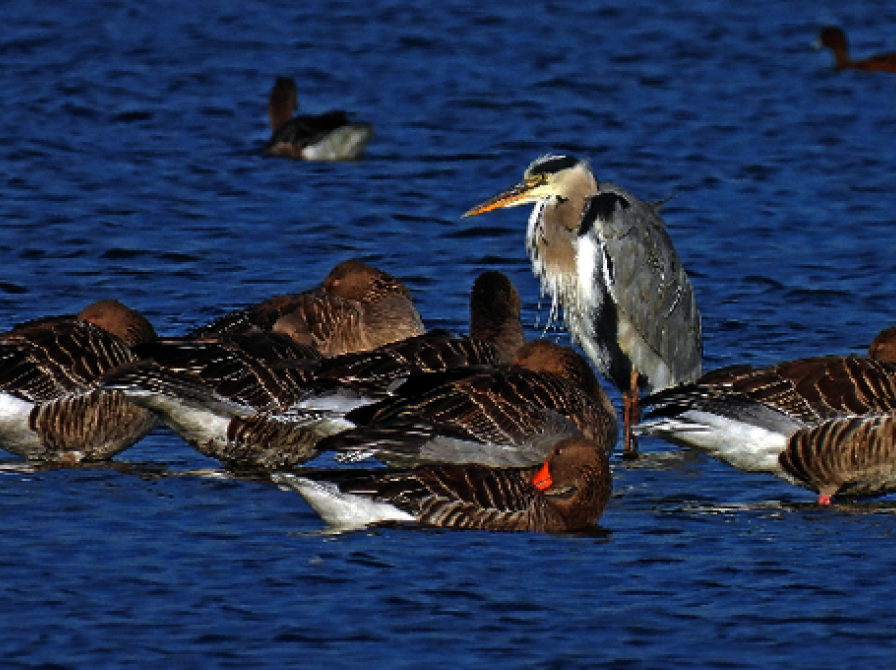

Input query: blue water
[3,0,896,667]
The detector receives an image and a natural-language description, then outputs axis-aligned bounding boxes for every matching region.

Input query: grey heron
[462,154,702,457]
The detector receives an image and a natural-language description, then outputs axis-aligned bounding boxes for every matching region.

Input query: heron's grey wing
[579,184,702,388]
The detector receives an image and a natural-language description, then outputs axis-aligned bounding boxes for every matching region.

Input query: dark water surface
[3,0,896,667]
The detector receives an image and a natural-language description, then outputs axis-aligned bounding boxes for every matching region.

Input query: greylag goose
[462,154,701,457]
[636,345,896,503]
[272,436,612,532]
[99,331,324,469]
[298,269,524,394]
[781,413,896,502]
[264,76,373,161]
[190,259,425,357]
[0,299,158,462]
[99,359,325,469]
[317,340,618,468]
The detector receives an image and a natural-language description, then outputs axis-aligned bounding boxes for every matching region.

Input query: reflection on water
[658,500,896,517]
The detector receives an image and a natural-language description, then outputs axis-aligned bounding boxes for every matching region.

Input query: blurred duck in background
[264,76,374,161]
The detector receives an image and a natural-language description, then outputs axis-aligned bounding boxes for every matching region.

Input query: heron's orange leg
[622,368,640,459]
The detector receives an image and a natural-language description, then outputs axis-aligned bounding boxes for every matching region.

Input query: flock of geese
[0,263,618,532]
[3,27,896,533]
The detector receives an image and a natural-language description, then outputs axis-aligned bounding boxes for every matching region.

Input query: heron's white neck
[526,194,592,327]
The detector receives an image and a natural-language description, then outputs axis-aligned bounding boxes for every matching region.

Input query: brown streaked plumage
[310,259,425,356]
[511,340,618,424]
[304,269,525,389]
[319,340,618,468]
[463,154,702,458]
[272,436,612,532]
[684,355,896,424]
[190,259,425,357]
[99,360,324,469]
[817,27,896,73]
[781,413,896,504]
[0,300,159,462]
[304,331,502,401]
[100,330,325,468]
[130,331,321,411]
[264,76,373,161]
[637,351,896,503]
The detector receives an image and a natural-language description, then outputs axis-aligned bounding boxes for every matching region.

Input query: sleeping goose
[190,259,424,357]
[636,336,896,503]
[0,299,158,462]
[317,340,618,468]
[272,436,612,532]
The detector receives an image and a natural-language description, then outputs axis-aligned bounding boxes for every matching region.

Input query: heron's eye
[528,174,547,187]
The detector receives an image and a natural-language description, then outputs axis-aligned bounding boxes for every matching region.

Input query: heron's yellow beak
[462,179,551,218]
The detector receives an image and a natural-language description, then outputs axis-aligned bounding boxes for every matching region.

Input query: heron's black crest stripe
[602,246,615,286]
[529,155,579,176]
[579,193,630,236]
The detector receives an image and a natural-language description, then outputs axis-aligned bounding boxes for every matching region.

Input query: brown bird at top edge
[816,26,896,73]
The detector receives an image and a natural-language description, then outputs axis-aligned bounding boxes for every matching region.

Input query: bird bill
[462,181,542,217]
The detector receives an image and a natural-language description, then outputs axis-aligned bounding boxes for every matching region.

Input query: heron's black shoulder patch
[579,192,630,236]
[528,155,579,177]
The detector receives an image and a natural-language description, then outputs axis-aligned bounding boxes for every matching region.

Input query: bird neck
[526,165,599,335]
[526,197,587,326]
[268,102,295,132]
[469,312,525,363]
[829,43,851,69]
